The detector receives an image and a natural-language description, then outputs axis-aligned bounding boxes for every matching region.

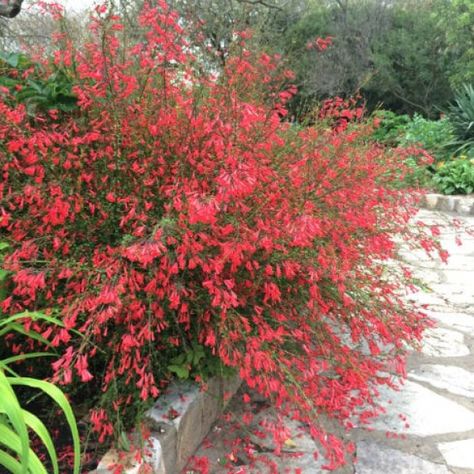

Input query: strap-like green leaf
[0,425,47,474]
[0,322,51,347]
[22,410,59,474]
[0,449,23,474]
[0,371,29,473]
[1,352,55,368]
[0,311,65,329]
[8,377,81,474]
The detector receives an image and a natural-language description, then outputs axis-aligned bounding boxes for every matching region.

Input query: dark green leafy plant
[433,157,474,195]
[0,52,77,115]
[444,83,474,156]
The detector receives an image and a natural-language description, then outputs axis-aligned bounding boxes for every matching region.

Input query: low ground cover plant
[0,2,444,470]
[433,157,474,195]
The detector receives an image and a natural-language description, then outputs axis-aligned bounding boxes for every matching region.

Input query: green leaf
[8,377,81,474]
[0,370,29,473]
[22,410,59,474]
[0,53,20,68]
[0,449,23,473]
[167,365,190,379]
[1,353,56,376]
[0,322,51,347]
[0,424,47,474]
[0,311,65,330]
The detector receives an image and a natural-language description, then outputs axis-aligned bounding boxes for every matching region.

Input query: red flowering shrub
[0,2,441,469]
[318,95,365,133]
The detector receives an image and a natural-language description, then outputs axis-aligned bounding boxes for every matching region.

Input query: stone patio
[187,208,474,473]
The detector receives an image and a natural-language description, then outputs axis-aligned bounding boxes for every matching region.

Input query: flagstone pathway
[187,208,474,473]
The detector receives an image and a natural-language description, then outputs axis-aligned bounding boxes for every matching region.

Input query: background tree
[365,0,453,117]
[434,0,474,88]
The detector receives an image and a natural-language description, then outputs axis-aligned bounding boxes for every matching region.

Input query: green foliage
[400,114,454,162]
[434,0,474,88]
[167,342,234,380]
[371,110,410,145]
[0,312,81,474]
[0,52,77,115]
[367,0,453,117]
[444,84,474,156]
[433,157,474,195]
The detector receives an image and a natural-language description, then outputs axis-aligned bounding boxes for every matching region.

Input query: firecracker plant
[0,1,444,470]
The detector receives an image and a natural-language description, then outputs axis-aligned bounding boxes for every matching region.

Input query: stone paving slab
[438,439,474,470]
[355,441,450,474]
[409,365,474,397]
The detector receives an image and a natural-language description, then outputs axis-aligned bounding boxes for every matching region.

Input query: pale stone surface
[425,310,474,336]
[409,364,474,397]
[147,381,201,430]
[457,202,474,215]
[429,283,474,306]
[442,269,474,285]
[355,441,449,474]
[238,452,325,473]
[454,198,474,216]
[95,377,241,474]
[438,438,474,469]
[423,194,439,210]
[406,290,447,307]
[370,380,474,436]
[420,327,470,357]
[246,410,318,453]
[438,196,457,213]
[95,437,166,474]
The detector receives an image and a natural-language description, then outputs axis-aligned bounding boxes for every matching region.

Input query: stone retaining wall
[91,376,241,474]
[421,193,474,215]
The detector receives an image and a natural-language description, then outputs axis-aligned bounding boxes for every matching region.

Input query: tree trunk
[0,0,24,18]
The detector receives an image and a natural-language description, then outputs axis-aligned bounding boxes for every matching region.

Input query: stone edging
[91,376,241,474]
[420,193,474,216]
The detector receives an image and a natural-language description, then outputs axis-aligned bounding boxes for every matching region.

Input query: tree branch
[238,0,283,11]
[0,0,24,18]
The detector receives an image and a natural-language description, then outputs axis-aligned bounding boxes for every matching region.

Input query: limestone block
[94,437,166,474]
[437,196,456,212]
[423,194,439,210]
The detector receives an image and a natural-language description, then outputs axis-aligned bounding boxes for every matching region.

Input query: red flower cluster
[319,95,365,133]
[306,36,334,52]
[0,2,438,468]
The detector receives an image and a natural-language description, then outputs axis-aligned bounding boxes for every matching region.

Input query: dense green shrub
[400,114,454,162]
[371,110,410,146]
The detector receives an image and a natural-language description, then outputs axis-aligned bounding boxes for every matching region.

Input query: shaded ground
[186,209,474,473]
